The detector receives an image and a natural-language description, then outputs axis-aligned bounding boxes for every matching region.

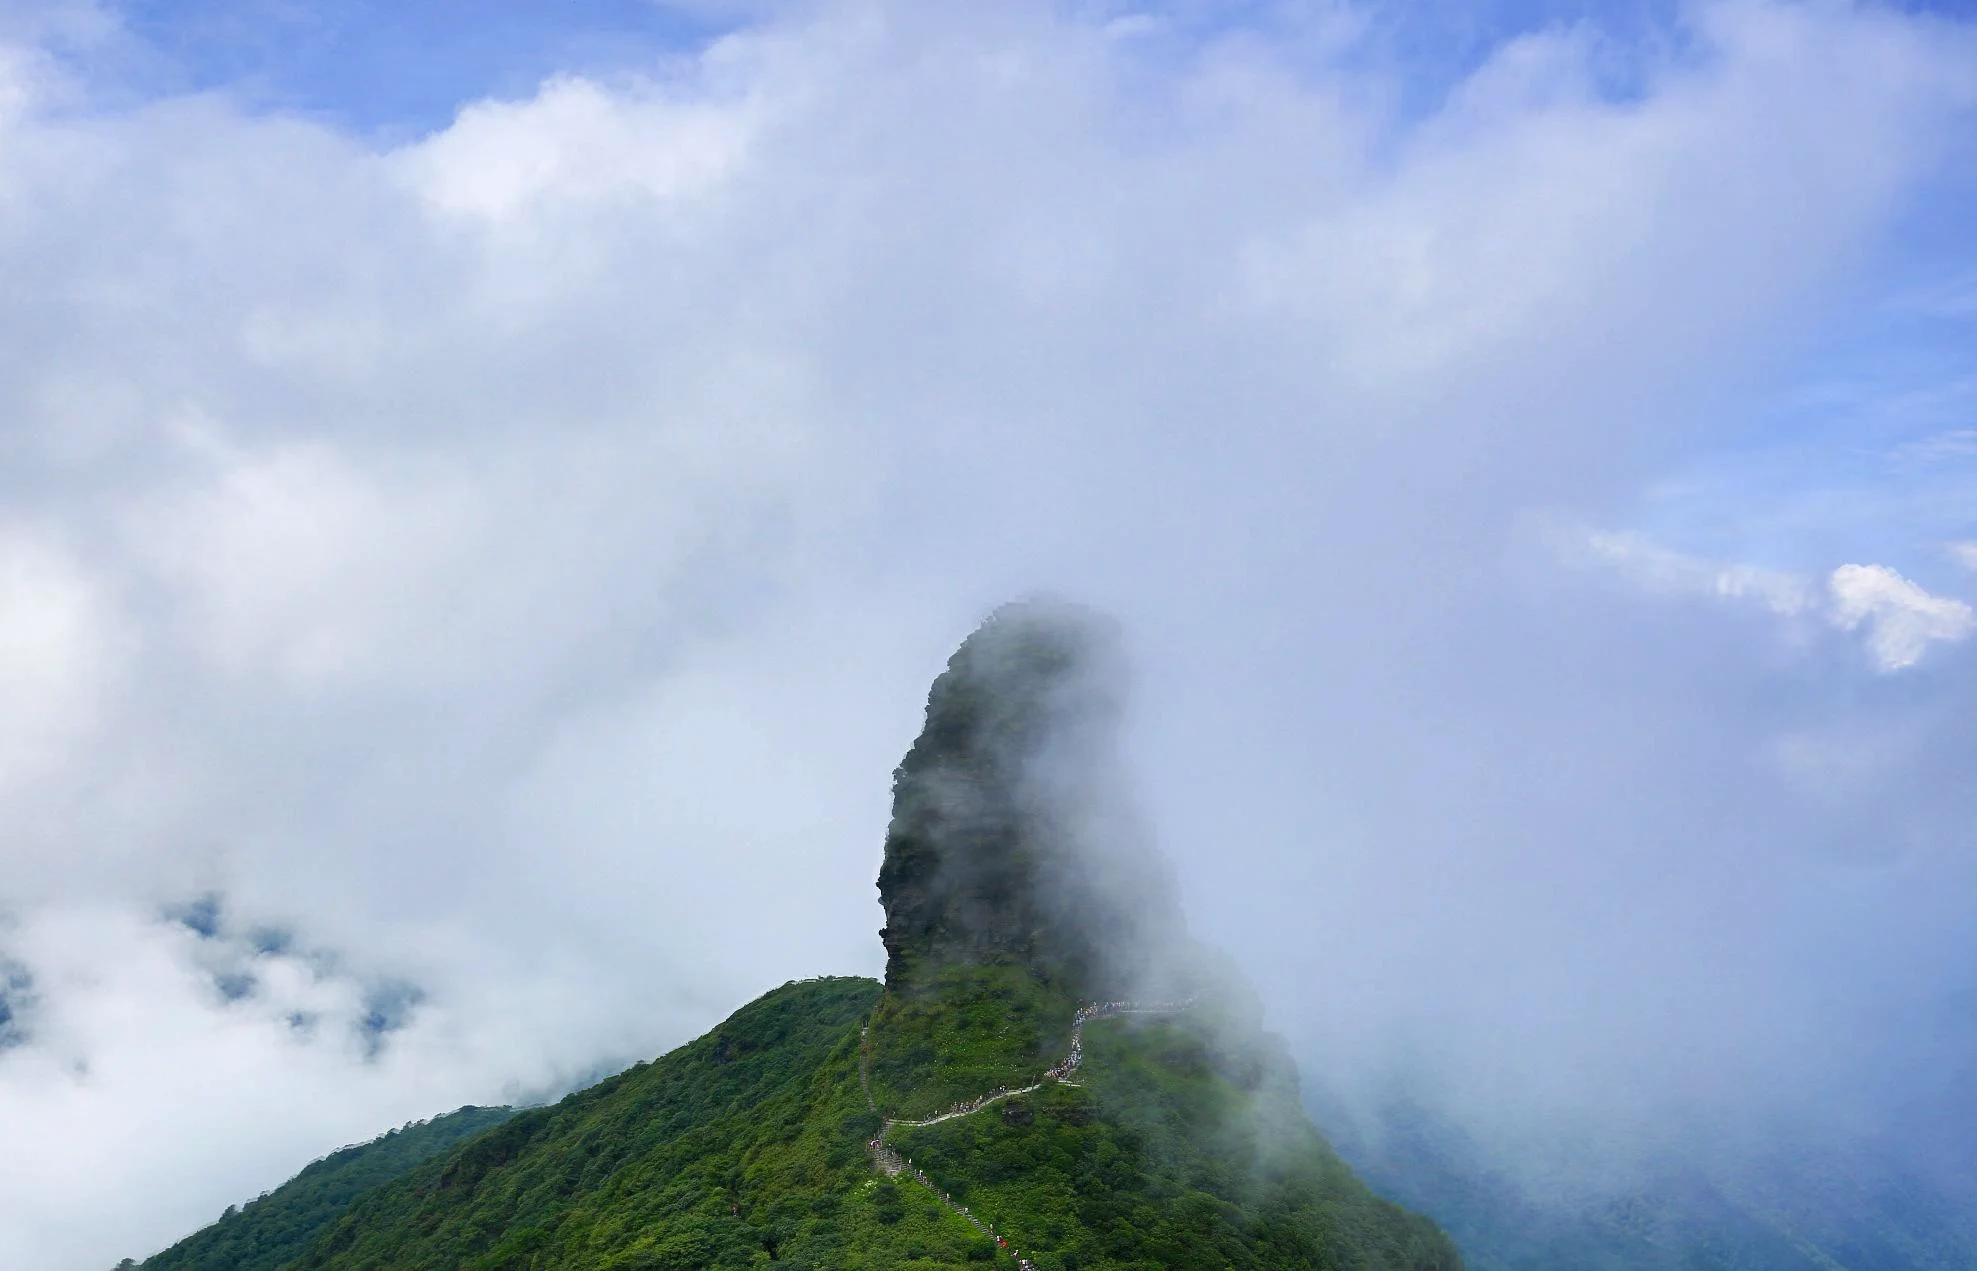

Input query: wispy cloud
[1583,530,1818,615]
[1584,531,1975,670]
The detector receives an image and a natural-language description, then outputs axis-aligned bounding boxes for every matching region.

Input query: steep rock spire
[876,600,1182,995]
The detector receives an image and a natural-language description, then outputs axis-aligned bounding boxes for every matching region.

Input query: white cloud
[0,2,1974,1265]
[1828,562,1974,671]
[124,429,485,687]
[398,72,758,222]
[0,528,112,791]
[1582,531,1817,615]
[1580,533,1975,672]
[0,902,555,1269]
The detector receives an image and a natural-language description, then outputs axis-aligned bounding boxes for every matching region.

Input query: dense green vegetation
[865,963,1075,1120]
[139,972,1456,1269]
[884,1000,1458,1271]
[137,1105,517,1271]
[288,977,902,1270]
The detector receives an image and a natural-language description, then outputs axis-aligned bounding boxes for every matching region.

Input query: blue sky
[53,0,1915,129]
[1634,158,1977,584]
[84,1,1690,129]
[84,0,1977,125]
[68,0,721,134]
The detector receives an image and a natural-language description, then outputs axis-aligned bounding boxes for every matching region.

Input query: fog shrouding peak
[877,600,1189,999]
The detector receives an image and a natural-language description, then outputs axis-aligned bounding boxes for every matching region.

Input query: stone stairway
[858,998,1196,1270]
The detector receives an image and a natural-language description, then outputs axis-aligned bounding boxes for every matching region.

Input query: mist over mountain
[1307,1085,1977,1271]
[134,603,1456,1271]
[877,600,1192,1001]
[128,599,1977,1271]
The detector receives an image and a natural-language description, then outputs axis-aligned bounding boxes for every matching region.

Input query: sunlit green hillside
[137,970,1452,1271]
[135,1105,517,1271]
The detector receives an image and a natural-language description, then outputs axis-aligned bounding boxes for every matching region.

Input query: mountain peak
[876,600,1184,997]
[137,599,1462,1271]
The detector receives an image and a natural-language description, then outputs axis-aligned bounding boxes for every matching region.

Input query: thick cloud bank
[1,2,1976,1265]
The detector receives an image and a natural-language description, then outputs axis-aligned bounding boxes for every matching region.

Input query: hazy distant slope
[1315,1094,1977,1271]
[137,1104,516,1271]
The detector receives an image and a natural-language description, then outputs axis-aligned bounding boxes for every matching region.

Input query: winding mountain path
[859,998,1196,1270]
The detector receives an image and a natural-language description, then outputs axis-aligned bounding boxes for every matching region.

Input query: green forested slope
[136,1104,516,1271]
[253,969,1451,1271]
[291,977,890,1270]
[872,971,1458,1271]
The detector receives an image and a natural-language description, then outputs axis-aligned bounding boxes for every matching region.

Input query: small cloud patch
[357,981,427,1060]
[1828,564,1974,672]
[1582,532,1814,615]
[166,894,224,940]
[248,927,293,956]
[153,894,427,1057]
[1581,531,1973,672]
[0,958,33,1050]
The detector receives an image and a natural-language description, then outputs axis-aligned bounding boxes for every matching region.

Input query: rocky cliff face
[875,600,1185,997]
